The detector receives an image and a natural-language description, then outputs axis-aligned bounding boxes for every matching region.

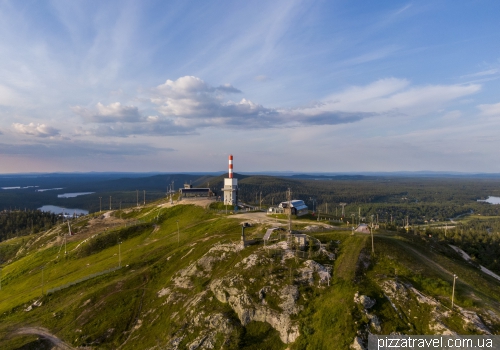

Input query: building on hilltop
[179,183,213,199]
[277,200,308,216]
[355,224,370,233]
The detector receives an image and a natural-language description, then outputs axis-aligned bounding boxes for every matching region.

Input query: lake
[38,205,88,215]
[37,188,63,192]
[57,192,94,198]
[477,196,500,204]
[1,186,39,190]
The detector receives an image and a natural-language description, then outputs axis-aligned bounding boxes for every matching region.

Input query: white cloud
[151,76,275,125]
[72,102,142,123]
[461,69,499,79]
[292,78,480,118]
[72,76,482,138]
[12,122,60,138]
[477,102,500,116]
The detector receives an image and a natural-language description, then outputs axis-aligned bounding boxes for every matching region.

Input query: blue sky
[1,0,500,173]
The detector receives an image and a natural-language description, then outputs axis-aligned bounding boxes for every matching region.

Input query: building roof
[180,188,211,193]
[279,200,308,211]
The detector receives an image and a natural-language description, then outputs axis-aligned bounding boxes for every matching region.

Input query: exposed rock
[235,254,259,269]
[158,287,171,298]
[258,286,270,300]
[351,336,366,350]
[197,255,220,272]
[456,306,491,335]
[297,260,330,285]
[279,285,302,315]
[210,278,300,343]
[367,313,381,332]
[354,292,376,309]
[172,262,204,289]
[379,279,491,335]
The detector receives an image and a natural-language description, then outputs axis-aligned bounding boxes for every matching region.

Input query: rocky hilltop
[1,198,500,349]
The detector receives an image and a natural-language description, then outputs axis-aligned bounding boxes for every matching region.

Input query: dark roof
[180,188,211,193]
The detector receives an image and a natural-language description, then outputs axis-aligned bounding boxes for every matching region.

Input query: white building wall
[223,178,238,205]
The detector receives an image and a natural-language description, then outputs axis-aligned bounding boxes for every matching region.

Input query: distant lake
[477,196,500,204]
[57,192,94,198]
[1,186,39,190]
[37,188,63,192]
[38,205,88,215]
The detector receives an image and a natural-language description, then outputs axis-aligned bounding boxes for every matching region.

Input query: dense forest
[422,218,500,275]
[205,175,500,223]
[0,210,58,241]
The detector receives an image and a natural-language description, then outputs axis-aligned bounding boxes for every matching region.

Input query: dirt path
[14,327,75,349]
[449,244,500,282]
[335,235,368,280]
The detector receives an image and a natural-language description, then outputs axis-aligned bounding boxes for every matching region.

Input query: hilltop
[0,195,500,349]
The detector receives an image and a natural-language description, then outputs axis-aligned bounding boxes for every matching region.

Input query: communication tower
[222,155,238,206]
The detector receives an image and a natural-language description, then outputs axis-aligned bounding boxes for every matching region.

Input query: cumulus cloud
[151,76,276,127]
[73,76,482,138]
[72,102,142,123]
[12,122,60,138]
[478,102,500,116]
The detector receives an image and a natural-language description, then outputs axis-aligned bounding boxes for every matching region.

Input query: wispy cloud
[0,139,172,157]
[477,102,500,116]
[461,69,499,79]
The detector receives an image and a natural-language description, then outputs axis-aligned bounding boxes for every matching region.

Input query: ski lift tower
[339,203,347,217]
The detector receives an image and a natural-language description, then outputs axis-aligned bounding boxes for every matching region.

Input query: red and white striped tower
[228,154,233,178]
[222,154,238,206]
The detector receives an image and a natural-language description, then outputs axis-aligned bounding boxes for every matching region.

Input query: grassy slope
[1,201,500,349]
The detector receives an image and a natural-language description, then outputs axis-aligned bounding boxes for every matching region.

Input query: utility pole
[370,222,375,254]
[143,190,145,205]
[287,188,292,234]
[451,274,458,309]
[99,197,102,212]
[41,266,44,296]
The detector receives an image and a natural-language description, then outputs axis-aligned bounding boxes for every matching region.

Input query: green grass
[2,204,500,349]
